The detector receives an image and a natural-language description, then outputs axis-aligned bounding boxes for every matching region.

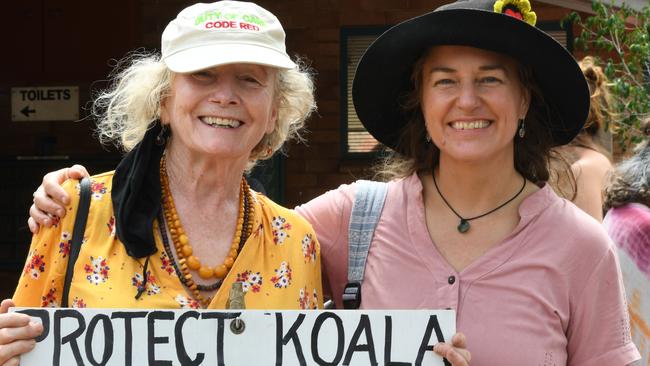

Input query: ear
[160,97,170,124]
[266,102,278,135]
[160,74,176,124]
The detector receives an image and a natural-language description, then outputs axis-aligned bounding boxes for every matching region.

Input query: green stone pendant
[457,219,470,233]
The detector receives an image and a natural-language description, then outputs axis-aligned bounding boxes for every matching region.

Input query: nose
[208,78,240,106]
[455,81,480,110]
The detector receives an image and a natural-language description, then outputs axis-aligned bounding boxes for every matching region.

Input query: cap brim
[352,9,589,149]
[163,43,296,73]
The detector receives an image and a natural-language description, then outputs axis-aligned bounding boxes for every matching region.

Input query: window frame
[340,26,390,159]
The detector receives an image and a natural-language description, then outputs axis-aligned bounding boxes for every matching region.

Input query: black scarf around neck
[112,123,165,258]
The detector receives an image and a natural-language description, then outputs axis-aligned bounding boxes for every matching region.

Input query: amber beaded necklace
[159,155,253,306]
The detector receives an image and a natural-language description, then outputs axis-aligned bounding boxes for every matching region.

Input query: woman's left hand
[434,332,471,365]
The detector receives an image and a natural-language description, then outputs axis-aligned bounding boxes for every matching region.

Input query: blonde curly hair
[92,51,316,169]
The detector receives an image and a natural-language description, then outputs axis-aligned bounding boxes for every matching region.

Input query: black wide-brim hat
[352,0,590,150]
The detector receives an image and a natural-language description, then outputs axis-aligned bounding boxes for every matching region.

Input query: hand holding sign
[0,300,43,365]
[434,333,471,366]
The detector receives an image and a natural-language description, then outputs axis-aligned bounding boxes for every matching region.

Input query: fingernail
[57,209,65,216]
[433,343,440,352]
[43,219,50,225]
[61,196,69,204]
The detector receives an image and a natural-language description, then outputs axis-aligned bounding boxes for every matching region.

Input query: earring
[518,119,526,138]
[425,134,432,143]
[156,124,168,146]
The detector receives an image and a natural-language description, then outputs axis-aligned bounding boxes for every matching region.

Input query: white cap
[161,1,295,73]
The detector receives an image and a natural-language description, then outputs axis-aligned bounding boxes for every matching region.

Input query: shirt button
[448,275,456,285]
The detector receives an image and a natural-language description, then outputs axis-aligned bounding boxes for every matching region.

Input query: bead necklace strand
[159,156,253,306]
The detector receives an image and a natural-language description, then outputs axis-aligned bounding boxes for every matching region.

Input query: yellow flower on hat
[494,0,537,26]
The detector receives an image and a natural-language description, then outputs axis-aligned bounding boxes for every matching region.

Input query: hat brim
[352,9,590,150]
[164,43,296,73]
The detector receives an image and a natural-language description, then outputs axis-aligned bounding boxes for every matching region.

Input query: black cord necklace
[432,171,527,234]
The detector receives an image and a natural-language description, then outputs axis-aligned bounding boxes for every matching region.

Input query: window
[340,27,388,156]
[340,22,573,156]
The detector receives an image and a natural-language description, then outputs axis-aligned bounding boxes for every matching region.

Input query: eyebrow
[428,64,509,74]
[479,64,508,73]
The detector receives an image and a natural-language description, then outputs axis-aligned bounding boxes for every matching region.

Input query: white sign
[14,308,455,366]
[11,86,79,121]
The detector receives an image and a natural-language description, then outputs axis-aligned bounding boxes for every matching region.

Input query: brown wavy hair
[374,49,573,192]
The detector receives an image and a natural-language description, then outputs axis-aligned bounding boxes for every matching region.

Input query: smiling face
[160,63,278,162]
[420,45,530,166]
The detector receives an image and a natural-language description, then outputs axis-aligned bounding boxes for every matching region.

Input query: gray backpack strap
[342,180,388,309]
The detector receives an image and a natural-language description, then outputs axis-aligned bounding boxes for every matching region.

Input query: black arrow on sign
[21,106,36,117]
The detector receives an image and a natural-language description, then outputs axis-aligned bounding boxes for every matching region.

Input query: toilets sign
[14,308,455,366]
[11,86,79,121]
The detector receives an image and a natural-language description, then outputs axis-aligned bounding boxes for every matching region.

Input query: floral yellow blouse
[14,172,322,310]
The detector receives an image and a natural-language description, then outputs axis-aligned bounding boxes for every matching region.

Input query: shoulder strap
[343,180,388,309]
[62,177,92,307]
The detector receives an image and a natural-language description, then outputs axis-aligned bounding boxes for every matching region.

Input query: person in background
[603,119,650,365]
[552,55,614,221]
[0,1,323,364]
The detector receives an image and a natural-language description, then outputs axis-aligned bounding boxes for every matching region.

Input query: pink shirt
[604,203,650,365]
[297,173,640,366]
[605,203,650,276]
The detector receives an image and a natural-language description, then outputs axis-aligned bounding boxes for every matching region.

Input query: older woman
[27,0,640,364]
[1,1,322,364]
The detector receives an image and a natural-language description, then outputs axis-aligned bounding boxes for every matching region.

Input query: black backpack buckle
[342,282,362,309]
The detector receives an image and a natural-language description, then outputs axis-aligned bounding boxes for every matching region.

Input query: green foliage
[568,0,650,149]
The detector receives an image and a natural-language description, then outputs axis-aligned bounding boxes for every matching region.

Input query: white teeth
[450,120,490,130]
[202,116,241,128]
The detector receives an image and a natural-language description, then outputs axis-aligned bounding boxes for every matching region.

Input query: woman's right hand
[28,165,89,234]
[0,299,43,365]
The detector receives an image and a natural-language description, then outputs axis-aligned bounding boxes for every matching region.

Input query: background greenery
[567,0,650,150]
